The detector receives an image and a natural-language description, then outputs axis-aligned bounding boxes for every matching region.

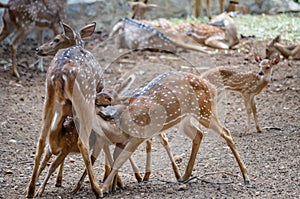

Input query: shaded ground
[0,18,299,198]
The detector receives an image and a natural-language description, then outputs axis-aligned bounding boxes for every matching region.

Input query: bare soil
[0,31,299,199]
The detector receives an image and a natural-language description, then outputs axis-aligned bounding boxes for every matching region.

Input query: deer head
[254,53,280,81]
[36,22,96,57]
[265,35,280,59]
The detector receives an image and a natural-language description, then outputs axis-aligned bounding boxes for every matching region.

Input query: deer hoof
[243,174,251,185]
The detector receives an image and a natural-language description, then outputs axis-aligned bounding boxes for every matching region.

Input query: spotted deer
[26,22,106,198]
[34,24,181,195]
[193,0,225,19]
[100,71,250,193]
[0,0,67,78]
[128,0,157,20]
[266,35,300,60]
[200,53,280,133]
[125,1,238,50]
[110,17,211,54]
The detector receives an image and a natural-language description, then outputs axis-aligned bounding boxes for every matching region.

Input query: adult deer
[266,35,300,60]
[0,0,67,78]
[100,71,250,193]
[200,53,280,133]
[128,0,157,20]
[26,22,105,198]
[193,0,225,19]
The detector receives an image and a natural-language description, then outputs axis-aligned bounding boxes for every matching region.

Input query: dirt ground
[0,27,299,199]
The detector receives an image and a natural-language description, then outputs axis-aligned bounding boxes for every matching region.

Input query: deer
[0,0,67,78]
[200,53,280,133]
[110,17,212,54]
[193,0,225,19]
[98,70,250,193]
[124,1,238,50]
[128,0,157,20]
[266,35,300,60]
[32,23,181,196]
[26,21,107,198]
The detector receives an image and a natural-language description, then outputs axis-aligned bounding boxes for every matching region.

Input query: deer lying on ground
[266,35,300,60]
[0,0,67,78]
[99,70,250,193]
[26,22,106,198]
[200,53,280,133]
[33,22,181,196]
[110,17,211,54]
[125,1,238,50]
[193,0,225,19]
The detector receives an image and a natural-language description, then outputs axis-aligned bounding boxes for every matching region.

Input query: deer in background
[128,0,157,20]
[100,71,250,193]
[26,22,106,198]
[266,35,300,60]
[125,1,238,49]
[193,0,225,19]
[200,53,280,133]
[0,0,67,78]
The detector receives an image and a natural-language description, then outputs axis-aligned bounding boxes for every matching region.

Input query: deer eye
[266,66,270,70]
[53,38,60,43]
[266,48,269,52]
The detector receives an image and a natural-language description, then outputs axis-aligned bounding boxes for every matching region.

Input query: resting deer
[266,35,300,60]
[100,71,250,193]
[33,24,180,195]
[26,22,106,198]
[193,0,225,19]
[175,12,239,49]
[125,1,238,50]
[0,0,67,78]
[200,53,280,133]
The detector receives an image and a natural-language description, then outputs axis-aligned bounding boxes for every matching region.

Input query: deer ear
[273,35,281,43]
[79,22,96,39]
[254,53,262,63]
[60,22,75,40]
[272,54,280,65]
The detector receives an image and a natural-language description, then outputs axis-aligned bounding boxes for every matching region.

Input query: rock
[178,184,188,191]
[166,187,174,194]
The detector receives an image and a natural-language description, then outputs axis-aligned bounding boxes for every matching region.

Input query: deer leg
[209,116,250,185]
[274,43,292,59]
[27,94,55,198]
[103,144,125,189]
[219,0,225,13]
[206,0,212,19]
[36,30,44,72]
[205,37,229,49]
[102,137,144,193]
[243,95,253,133]
[129,156,143,182]
[193,0,201,18]
[142,139,152,181]
[36,149,69,197]
[37,145,52,179]
[55,160,64,187]
[10,29,29,78]
[72,140,104,194]
[156,133,181,180]
[250,97,262,133]
[289,45,300,59]
[0,23,11,42]
[179,117,204,181]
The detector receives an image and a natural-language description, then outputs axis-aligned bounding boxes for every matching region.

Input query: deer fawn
[0,0,67,78]
[128,0,157,20]
[266,35,300,60]
[193,0,225,19]
[100,71,250,193]
[200,53,280,133]
[26,22,106,198]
